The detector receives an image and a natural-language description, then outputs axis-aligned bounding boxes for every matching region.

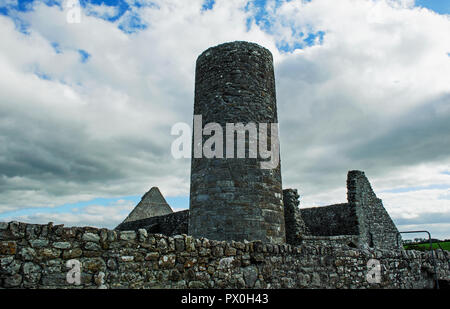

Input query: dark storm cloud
[276,49,450,195]
[0,111,123,183]
[347,94,450,169]
[0,96,185,211]
[279,92,450,194]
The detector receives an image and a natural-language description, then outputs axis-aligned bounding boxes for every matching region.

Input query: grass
[404,241,450,251]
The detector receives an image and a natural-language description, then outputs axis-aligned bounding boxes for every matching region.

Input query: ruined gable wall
[121,188,173,224]
[347,171,401,250]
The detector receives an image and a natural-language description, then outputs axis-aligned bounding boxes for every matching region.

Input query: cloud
[2,0,18,6]
[0,0,280,213]
[0,0,449,237]
[0,199,135,229]
[396,223,450,241]
[84,2,121,20]
[275,0,450,193]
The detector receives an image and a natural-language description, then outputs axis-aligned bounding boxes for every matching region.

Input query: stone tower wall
[189,41,285,244]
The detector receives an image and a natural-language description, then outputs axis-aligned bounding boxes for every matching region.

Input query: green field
[404,241,450,251]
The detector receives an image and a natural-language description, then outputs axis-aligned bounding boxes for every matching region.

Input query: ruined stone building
[121,187,173,224]
[1,41,448,290]
[116,41,402,252]
[115,170,401,251]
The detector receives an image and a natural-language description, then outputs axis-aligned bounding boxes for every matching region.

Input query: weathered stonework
[300,203,358,237]
[0,222,448,289]
[189,41,285,244]
[347,171,401,250]
[283,189,309,245]
[119,187,173,225]
[121,170,408,254]
[2,41,446,290]
[116,210,188,236]
[298,171,401,250]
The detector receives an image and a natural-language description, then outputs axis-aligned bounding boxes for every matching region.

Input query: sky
[0,0,449,240]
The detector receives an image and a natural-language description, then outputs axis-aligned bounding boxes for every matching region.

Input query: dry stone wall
[1,221,448,289]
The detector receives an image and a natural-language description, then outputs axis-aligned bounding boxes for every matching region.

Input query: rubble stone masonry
[1,221,448,289]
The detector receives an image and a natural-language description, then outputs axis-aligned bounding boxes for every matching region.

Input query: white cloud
[84,3,120,20]
[0,199,134,229]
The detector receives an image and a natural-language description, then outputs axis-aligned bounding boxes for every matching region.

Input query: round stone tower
[189,41,286,244]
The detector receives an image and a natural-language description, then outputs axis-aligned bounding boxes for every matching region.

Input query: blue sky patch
[78,49,90,63]
[80,0,130,22]
[276,30,325,52]
[166,196,189,211]
[51,42,62,53]
[117,6,148,34]
[304,30,324,46]
[0,7,8,16]
[245,0,278,34]
[34,71,52,80]
[0,194,189,222]
[381,184,450,194]
[201,0,215,11]
[3,1,445,44]
[11,16,31,34]
[415,0,450,14]
[277,40,303,52]
[0,195,138,219]
[11,0,34,12]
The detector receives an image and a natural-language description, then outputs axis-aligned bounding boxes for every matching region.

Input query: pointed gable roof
[121,187,173,223]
